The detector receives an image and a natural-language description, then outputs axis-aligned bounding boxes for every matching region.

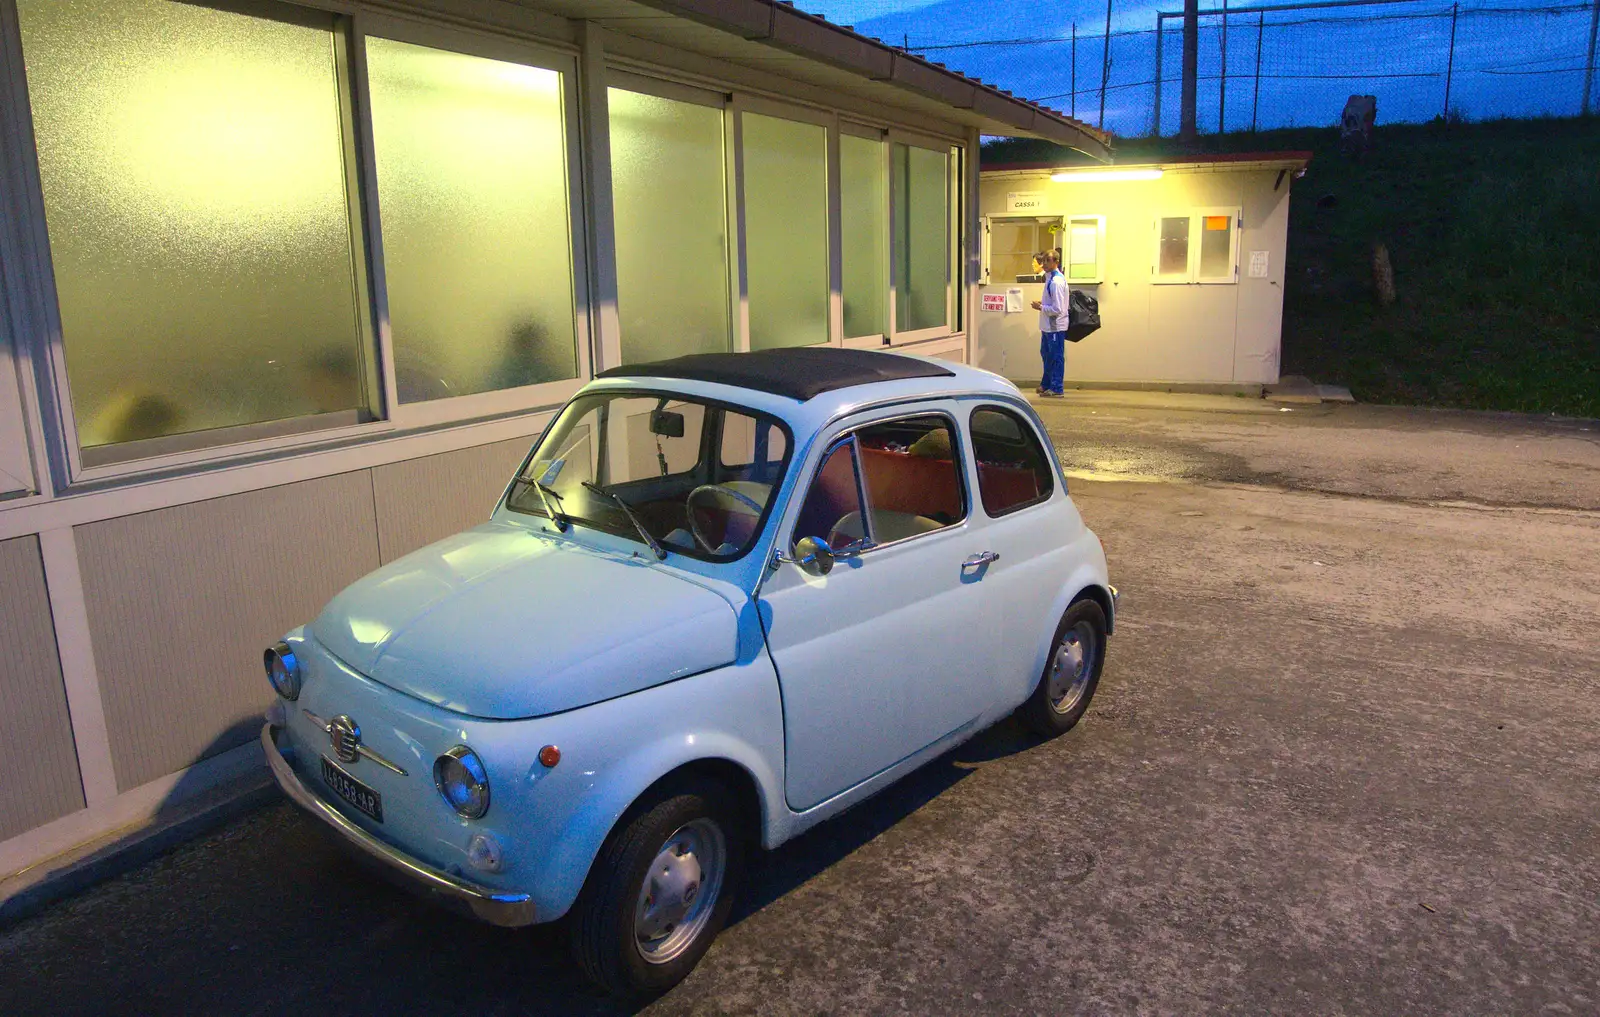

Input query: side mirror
[793,536,835,577]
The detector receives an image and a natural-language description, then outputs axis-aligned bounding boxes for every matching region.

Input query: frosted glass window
[609,89,730,364]
[742,114,829,351]
[1200,215,1235,279]
[893,144,951,334]
[1067,219,1101,280]
[1158,216,1192,278]
[840,134,887,339]
[367,39,577,403]
[16,0,371,456]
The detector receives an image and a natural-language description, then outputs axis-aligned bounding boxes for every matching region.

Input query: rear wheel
[1018,599,1107,737]
[569,779,745,997]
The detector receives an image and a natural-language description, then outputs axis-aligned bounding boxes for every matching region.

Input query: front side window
[17,0,375,463]
[366,38,577,403]
[508,392,790,561]
[970,406,1054,516]
[855,415,966,542]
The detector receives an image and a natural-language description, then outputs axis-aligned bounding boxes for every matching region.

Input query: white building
[976,153,1311,390]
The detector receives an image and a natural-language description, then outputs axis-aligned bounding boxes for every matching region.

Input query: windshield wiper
[510,475,569,532]
[581,481,667,561]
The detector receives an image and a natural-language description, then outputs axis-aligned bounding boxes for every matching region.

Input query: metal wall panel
[371,438,532,563]
[0,535,85,840]
[76,472,381,791]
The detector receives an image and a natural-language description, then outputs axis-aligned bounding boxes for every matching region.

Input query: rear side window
[970,406,1054,516]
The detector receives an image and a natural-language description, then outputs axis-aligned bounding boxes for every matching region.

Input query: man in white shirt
[1029,249,1069,397]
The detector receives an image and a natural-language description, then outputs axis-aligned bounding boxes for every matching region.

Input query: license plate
[321,756,383,823]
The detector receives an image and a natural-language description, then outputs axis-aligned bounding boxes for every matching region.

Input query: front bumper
[261,723,537,928]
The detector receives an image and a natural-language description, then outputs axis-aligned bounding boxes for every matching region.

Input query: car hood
[310,522,738,719]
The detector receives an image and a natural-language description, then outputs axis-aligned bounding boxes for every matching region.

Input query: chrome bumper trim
[261,723,537,928]
[1108,585,1120,632]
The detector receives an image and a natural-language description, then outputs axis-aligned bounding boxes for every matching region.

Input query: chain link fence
[902,0,1600,137]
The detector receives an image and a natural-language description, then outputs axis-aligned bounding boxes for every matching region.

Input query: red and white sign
[981,293,1007,312]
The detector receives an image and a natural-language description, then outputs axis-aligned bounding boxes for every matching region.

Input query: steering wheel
[685,484,766,554]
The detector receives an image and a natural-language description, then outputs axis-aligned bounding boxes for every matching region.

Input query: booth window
[987,216,1057,283]
[743,112,829,351]
[840,132,887,341]
[1154,209,1239,284]
[891,143,952,337]
[367,38,577,402]
[609,88,731,363]
[16,0,377,464]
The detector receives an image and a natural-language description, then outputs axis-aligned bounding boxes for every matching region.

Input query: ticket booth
[976,153,1310,389]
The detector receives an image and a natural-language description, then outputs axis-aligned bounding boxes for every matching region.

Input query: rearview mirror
[649,409,685,438]
[793,536,834,577]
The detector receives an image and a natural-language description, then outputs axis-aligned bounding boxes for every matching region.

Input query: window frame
[4,0,592,486]
[887,132,958,345]
[1152,206,1240,286]
[968,403,1056,518]
[794,406,970,555]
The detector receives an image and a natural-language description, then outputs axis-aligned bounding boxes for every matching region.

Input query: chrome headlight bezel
[434,746,491,819]
[263,641,302,701]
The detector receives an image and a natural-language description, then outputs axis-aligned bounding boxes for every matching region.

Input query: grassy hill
[985,118,1600,418]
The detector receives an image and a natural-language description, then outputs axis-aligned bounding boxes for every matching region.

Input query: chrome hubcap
[634,819,725,964]
[1048,621,1096,714]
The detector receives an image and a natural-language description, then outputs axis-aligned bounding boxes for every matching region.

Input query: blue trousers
[1039,331,1066,394]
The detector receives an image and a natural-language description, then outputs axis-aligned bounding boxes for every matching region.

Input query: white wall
[974,167,1292,387]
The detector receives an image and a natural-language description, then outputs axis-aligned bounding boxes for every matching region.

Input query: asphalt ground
[2,395,1596,1016]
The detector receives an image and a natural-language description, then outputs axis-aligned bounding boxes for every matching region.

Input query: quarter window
[791,440,866,550]
[970,407,1054,515]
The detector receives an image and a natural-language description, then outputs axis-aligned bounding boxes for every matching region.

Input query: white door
[759,407,1003,811]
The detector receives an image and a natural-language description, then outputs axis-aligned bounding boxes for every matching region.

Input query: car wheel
[1018,599,1107,737]
[569,778,745,997]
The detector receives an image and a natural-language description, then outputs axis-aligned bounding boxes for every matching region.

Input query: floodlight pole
[1252,12,1264,132]
[1584,0,1599,115]
[1154,15,1164,135]
[1072,22,1078,119]
[1181,0,1199,141]
[1220,0,1229,133]
[1443,2,1459,121]
[1100,0,1114,129]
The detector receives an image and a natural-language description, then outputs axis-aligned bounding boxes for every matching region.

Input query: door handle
[961,551,1000,571]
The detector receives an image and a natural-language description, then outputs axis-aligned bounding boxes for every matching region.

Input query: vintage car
[262,347,1116,995]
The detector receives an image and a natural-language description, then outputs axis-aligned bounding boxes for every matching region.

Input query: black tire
[569,778,745,997]
[1017,598,1108,737]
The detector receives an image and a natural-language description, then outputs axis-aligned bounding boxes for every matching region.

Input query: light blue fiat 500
[262,347,1116,996]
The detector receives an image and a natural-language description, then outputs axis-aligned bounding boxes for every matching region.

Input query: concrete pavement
[1,394,1596,1016]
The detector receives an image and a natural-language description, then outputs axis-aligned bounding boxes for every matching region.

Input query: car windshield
[506,391,792,562]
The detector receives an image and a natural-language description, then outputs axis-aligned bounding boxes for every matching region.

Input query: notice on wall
[982,292,1007,312]
[1005,287,1025,313]
[1006,191,1047,213]
[1248,250,1270,278]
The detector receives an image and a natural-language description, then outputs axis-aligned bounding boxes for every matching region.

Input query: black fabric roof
[595,347,957,402]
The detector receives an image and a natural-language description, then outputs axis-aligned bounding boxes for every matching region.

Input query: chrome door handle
[961,551,1000,570]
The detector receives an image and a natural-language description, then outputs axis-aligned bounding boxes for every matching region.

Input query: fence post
[1220,0,1229,133]
[1153,15,1163,135]
[1072,23,1078,119]
[1100,0,1114,129]
[1584,0,1599,115]
[1443,2,1459,121]
[1252,12,1264,132]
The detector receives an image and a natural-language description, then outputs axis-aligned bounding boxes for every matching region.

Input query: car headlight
[263,641,301,701]
[434,746,490,819]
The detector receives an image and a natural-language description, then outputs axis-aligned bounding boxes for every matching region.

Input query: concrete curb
[0,772,278,929]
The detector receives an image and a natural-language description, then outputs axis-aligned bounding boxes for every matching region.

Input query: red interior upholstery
[857,447,961,519]
[976,463,1040,510]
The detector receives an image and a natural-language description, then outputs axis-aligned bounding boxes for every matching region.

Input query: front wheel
[1017,599,1108,737]
[569,779,745,997]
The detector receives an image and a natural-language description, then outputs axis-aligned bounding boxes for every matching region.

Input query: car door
[758,403,1004,811]
[961,402,1077,704]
